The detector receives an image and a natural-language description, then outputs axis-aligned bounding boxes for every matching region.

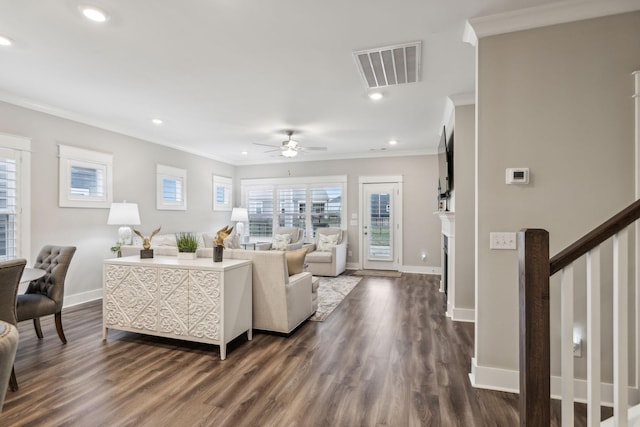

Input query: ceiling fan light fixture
[282,148,297,158]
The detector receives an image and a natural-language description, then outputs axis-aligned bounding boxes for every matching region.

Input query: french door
[362,182,400,270]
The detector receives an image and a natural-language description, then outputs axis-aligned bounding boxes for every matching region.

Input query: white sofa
[304,228,347,277]
[200,247,316,334]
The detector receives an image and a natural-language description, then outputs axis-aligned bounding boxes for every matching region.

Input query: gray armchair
[305,228,347,277]
[17,245,76,345]
[0,259,27,393]
[256,227,305,251]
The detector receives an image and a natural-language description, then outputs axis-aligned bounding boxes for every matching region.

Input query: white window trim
[0,132,31,260]
[58,144,113,208]
[213,175,232,211]
[157,164,187,211]
[241,175,347,239]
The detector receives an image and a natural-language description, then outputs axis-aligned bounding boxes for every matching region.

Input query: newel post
[518,229,550,426]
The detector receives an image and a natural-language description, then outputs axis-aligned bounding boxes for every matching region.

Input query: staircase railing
[519,199,640,426]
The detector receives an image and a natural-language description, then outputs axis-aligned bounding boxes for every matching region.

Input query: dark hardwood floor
[1,273,604,426]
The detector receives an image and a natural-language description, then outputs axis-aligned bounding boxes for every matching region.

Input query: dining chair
[0,259,27,392]
[16,245,76,344]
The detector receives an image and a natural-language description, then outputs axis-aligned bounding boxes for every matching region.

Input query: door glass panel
[368,192,392,260]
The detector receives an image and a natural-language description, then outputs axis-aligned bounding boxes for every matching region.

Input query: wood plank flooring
[0,273,606,426]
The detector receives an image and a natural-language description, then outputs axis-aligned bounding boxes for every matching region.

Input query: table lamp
[107,202,141,245]
[230,207,249,243]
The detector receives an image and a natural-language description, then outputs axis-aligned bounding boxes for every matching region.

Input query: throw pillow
[223,234,240,249]
[272,233,292,250]
[202,233,215,248]
[286,248,307,276]
[155,234,177,247]
[317,233,339,252]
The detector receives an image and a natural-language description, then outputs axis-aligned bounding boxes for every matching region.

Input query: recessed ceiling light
[79,5,110,23]
[368,92,383,101]
[241,150,248,155]
[388,140,398,145]
[151,118,164,125]
[0,35,13,47]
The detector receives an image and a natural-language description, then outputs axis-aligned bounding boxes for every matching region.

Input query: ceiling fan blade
[300,146,327,151]
[253,142,280,148]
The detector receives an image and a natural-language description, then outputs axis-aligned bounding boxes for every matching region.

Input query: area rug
[309,276,362,322]
[353,269,402,278]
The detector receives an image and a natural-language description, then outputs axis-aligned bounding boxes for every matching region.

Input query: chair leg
[9,366,18,392]
[32,318,43,339]
[54,312,67,344]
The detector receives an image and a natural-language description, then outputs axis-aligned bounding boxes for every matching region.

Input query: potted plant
[176,232,199,260]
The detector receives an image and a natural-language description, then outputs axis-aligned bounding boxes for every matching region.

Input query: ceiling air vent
[353,41,422,89]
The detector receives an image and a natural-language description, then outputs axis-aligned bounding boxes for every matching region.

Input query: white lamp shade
[230,207,249,222]
[107,202,141,225]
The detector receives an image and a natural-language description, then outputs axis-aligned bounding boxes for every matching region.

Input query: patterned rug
[309,275,362,322]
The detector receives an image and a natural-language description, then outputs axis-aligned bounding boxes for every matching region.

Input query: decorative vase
[178,252,197,260]
[213,246,223,262]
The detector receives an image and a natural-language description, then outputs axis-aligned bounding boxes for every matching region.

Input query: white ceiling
[0,0,564,165]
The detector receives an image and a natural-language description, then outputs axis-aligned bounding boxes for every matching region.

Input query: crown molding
[464,0,640,46]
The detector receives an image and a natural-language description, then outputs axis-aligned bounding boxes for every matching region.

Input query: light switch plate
[490,232,517,250]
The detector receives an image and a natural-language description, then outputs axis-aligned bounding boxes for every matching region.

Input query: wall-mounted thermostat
[506,168,530,184]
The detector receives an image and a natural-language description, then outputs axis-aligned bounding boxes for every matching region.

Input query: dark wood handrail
[549,198,640,275]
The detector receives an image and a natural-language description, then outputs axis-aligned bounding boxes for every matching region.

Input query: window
[0,133,31,261]
[59,144,113,208]
[212,175,232,211]
[241,176,346,241]
[157,164,187,210]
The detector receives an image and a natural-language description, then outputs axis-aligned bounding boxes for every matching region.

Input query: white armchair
[305,228,347,277]
[255,227,305,251]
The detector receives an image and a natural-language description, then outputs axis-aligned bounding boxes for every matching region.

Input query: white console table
[102,256,252,360]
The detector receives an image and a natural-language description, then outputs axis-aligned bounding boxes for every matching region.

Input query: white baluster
[587,247,601,427]
[614,229,629,427]
[561,265,574,426]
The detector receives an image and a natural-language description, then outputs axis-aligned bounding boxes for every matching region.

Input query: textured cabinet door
[104,265,158,331]
[188,269,221,340]
[157,267,189,336]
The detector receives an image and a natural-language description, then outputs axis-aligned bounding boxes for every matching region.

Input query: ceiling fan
[253,131,327,158]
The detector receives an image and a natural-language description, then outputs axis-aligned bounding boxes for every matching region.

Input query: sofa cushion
[317,233,339,252]
[305,250,332,263]
[223,234,240,249]
[202,233,215,248]
[272,233,291,250]
[286,248,307,276]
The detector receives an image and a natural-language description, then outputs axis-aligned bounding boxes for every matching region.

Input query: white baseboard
[346,262,360,270]
[63,288,102,308]
[400,265,441,275]
[451,307,475,322]
[469,358,640,407]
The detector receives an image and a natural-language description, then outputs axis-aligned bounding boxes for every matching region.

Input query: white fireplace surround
[436,211,455,318]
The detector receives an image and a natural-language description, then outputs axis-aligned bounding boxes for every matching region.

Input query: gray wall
[0,101,235,302]
[454,104,475,311]
[236,155,441,271]
[475,12,640,377]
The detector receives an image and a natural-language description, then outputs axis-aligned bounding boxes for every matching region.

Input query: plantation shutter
[310,185,342,237]
[247,186,274,238]
[278,186,306,232]
[0,148,18,260]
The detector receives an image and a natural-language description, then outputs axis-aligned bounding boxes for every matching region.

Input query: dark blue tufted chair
[16,246,76,345]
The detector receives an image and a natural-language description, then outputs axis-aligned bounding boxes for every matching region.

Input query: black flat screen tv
[437,126,453,199]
